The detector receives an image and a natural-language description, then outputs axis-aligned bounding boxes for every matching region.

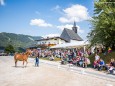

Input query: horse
[14,49,32,67]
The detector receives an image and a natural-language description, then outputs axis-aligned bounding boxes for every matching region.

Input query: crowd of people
[31,47,115,75]
[93,53,115,74]
[31,48,91,68]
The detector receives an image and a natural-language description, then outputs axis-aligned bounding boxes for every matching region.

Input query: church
[60,21,83,43]
[36,21,83,48]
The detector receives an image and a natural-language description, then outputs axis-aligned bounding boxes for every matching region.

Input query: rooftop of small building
[35,36,68,42]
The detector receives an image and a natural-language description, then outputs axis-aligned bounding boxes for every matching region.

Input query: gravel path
[0,56,115,86]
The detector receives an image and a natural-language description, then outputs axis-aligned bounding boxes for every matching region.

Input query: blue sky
[0,0,94,40]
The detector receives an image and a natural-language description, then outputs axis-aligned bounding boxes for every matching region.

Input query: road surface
[0,56,115,86]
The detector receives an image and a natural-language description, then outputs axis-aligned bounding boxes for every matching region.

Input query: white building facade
[36,37,67,47]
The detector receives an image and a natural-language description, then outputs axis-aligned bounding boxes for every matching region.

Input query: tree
[5,45,15,54]
[88,0,115,50]
[17,47,26,53]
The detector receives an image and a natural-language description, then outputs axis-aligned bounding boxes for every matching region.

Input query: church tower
[72,21,77,33]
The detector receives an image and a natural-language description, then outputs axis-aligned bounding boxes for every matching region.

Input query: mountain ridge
[0,32,42,49]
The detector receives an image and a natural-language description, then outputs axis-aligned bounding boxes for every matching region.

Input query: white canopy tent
[50,41,89,49]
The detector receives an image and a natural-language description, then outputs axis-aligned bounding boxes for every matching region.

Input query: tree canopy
[88,0,115,50]
[5,45,15,53]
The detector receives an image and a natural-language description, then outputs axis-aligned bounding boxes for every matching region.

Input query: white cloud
[0,0,5,6]
[57,24,84,33]
[42,34,60,38]
[30,19,53,27]
[59,4,90,23]
[57,24,73,30]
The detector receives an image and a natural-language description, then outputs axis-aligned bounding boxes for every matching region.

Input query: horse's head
[25,49,32,56]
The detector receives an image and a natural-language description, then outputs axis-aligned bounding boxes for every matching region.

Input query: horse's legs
[23,60,25,68]
[15,60,17,67]
[25,60,28,67]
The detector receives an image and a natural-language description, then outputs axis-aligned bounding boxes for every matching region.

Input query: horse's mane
[25,49,32,55]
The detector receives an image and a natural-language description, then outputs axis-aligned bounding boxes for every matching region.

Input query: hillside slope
[0,32,42,48]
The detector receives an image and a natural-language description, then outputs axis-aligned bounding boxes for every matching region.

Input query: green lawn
[88,51,115,65]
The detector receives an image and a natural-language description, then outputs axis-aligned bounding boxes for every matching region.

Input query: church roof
[60,28,83,42]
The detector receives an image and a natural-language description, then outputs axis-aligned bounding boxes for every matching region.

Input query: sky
[0,0,94,40]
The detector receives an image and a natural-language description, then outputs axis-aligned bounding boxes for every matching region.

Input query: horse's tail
[14,54,16,61]
[14,52,18,61]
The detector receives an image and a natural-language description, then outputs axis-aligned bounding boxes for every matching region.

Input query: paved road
[39,59,115,81]
[0,56,115,86]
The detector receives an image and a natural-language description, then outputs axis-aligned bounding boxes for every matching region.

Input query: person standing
[35,51,39,67]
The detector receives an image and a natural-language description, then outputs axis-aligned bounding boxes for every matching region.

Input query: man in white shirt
[95,53,100,61]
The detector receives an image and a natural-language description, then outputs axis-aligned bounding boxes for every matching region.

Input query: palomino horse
[14,49,32,67]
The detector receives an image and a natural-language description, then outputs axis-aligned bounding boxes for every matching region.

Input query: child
[108,47,112,53]
[35,56,39,67]
[35,52,39,67]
